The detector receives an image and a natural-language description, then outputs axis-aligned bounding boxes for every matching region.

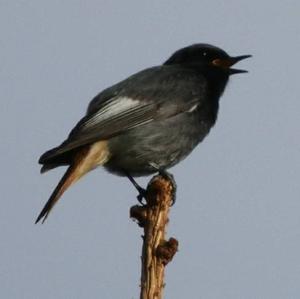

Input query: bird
[36,43,251,223]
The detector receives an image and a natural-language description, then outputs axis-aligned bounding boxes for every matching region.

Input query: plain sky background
[1,1,299,298]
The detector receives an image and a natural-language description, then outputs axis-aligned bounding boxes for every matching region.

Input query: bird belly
[104,113,212,177]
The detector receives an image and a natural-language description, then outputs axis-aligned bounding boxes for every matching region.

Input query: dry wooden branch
[130,174,178,299]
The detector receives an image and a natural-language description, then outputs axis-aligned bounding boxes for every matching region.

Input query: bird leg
[124,171,147,204]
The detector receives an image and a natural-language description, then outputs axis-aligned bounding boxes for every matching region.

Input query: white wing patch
[82,97,141,129]
[187,103,198,113]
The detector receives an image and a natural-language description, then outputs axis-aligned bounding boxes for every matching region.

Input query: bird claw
[125,168,176,206]
[158,169,177,205]
[136,187,147,205]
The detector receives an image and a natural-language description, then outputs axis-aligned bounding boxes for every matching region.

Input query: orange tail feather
[35,141,110,224]
[35,164,82,223]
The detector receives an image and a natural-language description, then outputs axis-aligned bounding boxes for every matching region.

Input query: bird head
[164,44,251,75]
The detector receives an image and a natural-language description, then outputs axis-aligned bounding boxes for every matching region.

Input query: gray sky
[1,1,300,298]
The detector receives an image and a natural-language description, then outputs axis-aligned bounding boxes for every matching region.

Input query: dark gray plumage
[36,43,250,223]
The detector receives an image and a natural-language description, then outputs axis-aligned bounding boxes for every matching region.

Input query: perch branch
[130,174,178,299]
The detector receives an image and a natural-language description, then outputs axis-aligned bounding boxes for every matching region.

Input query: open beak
[212,55,252,74]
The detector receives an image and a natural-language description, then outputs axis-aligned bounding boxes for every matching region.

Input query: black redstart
[36,43,251,223]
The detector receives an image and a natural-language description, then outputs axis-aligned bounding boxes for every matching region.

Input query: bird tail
[35,141,110,224]
[35,164,82,223]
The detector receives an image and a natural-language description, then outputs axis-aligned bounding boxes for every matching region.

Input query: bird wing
[39,66,207,163]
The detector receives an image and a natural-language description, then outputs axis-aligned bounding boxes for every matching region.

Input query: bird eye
[202,52,207,57]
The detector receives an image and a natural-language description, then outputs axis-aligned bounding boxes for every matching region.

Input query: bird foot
[136,186,147,205]
[157,169,177,205]
[125,170,148,205]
